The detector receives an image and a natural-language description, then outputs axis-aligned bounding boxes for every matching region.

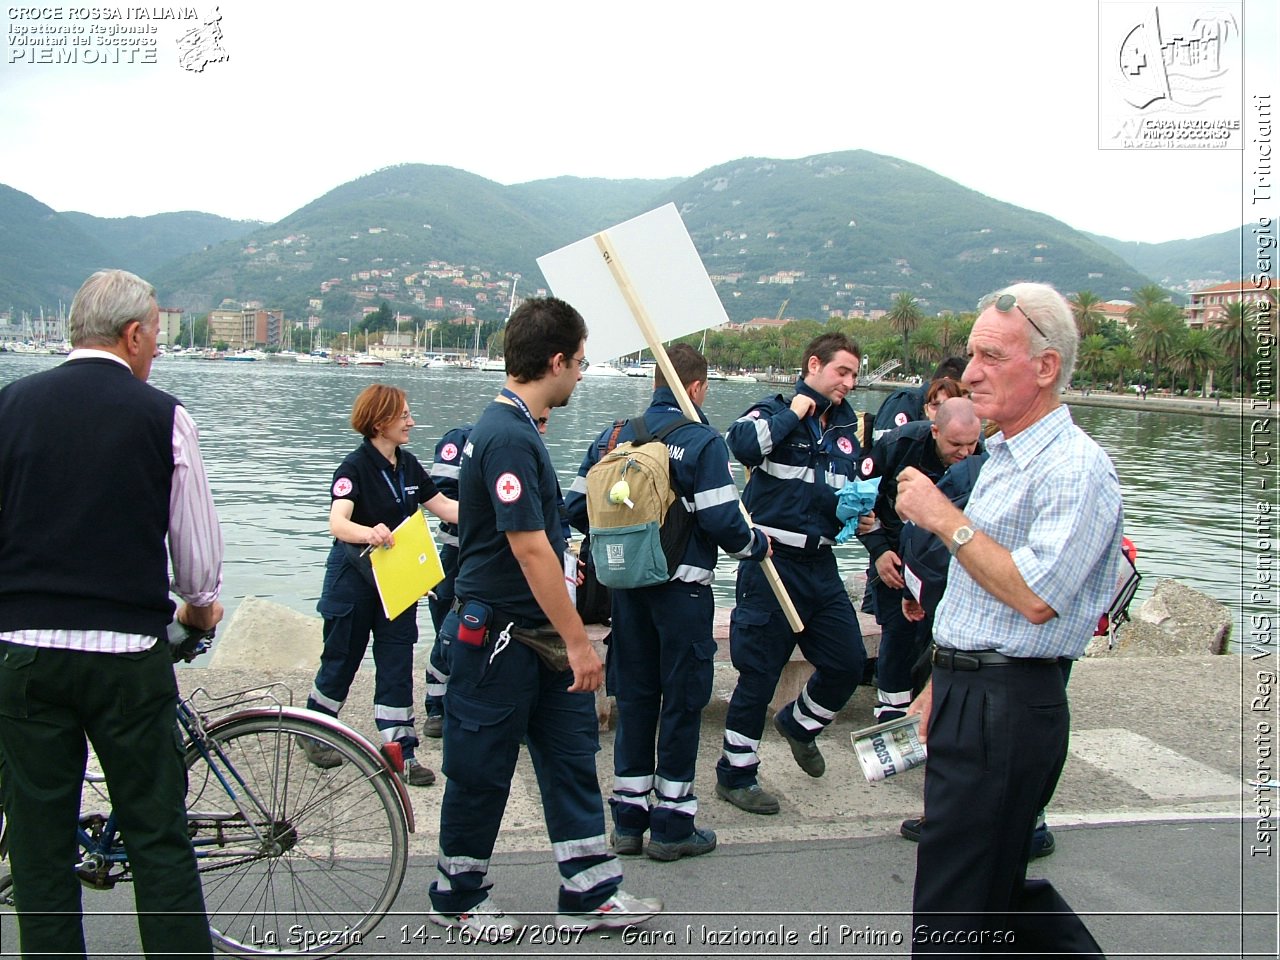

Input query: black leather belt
[931,647,1059,671]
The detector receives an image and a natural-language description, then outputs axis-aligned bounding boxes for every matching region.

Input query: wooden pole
[594,231,804,633]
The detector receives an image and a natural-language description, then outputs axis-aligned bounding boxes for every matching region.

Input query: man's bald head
[931,397,981,467]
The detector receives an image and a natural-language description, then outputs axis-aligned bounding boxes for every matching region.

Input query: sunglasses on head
[992,293,1048,341]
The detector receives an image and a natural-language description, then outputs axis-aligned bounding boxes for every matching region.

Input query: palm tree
[1131,284,1172,318]
[934,313,969,359]
[1132,302,1184,390]
[1077,334,1109,392]
[869,337,902,370]
[1069,290,1106,338]
[910,328,941,369]
[1211,299,1251,397]
[1106,344,1139,392]
[887,292,923,376]
[1173,329,1223,396]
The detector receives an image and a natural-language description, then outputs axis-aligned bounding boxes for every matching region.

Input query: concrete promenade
[163,632,1272,957]
[4,630,1272,958]
[178,647,1251,860]
[862,378,1275,422]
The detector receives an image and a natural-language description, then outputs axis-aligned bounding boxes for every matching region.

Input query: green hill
[507,175,683,233]
[659,150,1153,320]
[0,184,108,315]
[148,166,683,322]
[1084,226,1248,293]
[0,154,1240,328]
[61,210,259,278]
[147,156,1154,324]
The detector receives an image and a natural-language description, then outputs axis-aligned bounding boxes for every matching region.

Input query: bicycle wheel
[185,713,408,957]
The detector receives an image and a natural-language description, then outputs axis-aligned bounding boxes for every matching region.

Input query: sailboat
[296,327,334,364]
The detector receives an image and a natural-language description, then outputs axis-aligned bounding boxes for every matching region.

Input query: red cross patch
[837,437,853,454]
[860,457,874,476]
[441,442,458,462]
[495,472,522,503]
[894,412,909,426]
[332,477,353,498]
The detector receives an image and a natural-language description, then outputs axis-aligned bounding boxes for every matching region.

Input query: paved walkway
[180,649,1250,859]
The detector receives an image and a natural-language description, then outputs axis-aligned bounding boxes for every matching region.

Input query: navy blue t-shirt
[454,400,565,624]
[329,438,439,530]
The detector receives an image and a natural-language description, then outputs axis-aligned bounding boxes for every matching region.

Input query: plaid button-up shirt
[934,405,1124,660]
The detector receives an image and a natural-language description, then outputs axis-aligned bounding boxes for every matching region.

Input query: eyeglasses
[993,293,1047,341]
[567,355,590,371]
[398,411,412,421]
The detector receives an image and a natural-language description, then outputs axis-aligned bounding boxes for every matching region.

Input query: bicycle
[0,623,415,957]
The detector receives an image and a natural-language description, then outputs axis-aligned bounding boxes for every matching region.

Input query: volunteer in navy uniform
[855,397,980,722]
[871,356,967,443]
[565,344,769,861]
[304,383,457,787]
[429,297,661,939]
[715,332,866,815]
[424,413,555,736]
[896,282,1122,955]
[423,422,472,738]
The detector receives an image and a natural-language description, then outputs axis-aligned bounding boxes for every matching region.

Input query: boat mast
[507,273,520,319]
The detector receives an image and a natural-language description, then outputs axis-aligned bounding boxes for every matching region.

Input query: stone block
[210,596,323,672]
[1088,579,1232,657]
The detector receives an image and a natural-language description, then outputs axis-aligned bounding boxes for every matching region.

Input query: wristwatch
[949,524,975,554]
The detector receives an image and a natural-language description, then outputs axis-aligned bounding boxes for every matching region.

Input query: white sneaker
[556,889,662,932]
[428,895,518,942]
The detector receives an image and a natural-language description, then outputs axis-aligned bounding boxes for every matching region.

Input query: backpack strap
[634,411,693,445]
[599,418,628,455]
[652,416,692,442]
[632,412,656,444]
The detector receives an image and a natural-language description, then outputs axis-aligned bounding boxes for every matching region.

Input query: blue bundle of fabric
[833,477,881,544]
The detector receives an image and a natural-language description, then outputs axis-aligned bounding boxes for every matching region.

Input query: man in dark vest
[0,269,225,957]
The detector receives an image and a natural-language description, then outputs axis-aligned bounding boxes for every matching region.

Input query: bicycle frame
[72,693,414,889]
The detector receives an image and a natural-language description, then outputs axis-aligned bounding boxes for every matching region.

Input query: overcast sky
[1,0,1273,244]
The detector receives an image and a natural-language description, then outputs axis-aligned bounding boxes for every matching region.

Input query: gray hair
[69,269,157,348]
[979,282,1077,392]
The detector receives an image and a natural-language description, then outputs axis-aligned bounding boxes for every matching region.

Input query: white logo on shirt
[495,472,522,503]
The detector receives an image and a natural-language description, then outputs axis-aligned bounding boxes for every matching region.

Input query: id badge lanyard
[379,464,409,520]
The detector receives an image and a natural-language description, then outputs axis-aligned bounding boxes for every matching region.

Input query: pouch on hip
[457,600,492,647]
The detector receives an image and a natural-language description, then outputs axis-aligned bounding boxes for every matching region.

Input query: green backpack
[585,414,694,589]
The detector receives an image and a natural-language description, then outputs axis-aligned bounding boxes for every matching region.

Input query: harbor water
[0,354,1250,648]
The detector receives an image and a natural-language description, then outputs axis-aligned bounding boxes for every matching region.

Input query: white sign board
[536,203,730,364]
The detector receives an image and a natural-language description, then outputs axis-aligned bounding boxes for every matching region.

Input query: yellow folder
[369,511,445,620]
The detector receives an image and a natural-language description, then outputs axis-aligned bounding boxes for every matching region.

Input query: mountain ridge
[0,153,1241,325]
